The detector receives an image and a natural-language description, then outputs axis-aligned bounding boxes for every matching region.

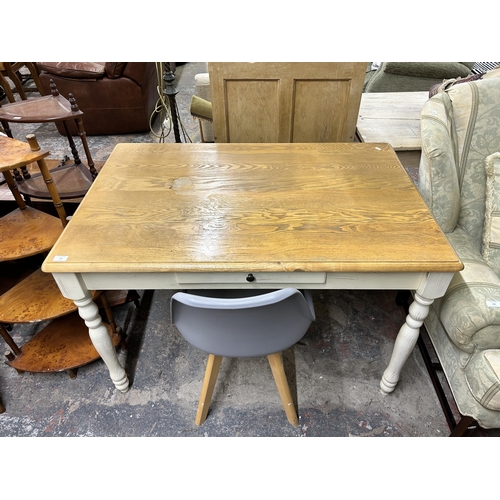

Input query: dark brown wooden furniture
[0,134,122,378]
[0,62,44,103]
[0,80,96,201]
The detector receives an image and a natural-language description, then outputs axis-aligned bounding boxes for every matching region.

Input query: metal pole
[162,66,182,143]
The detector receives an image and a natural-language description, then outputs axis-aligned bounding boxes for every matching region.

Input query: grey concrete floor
[1,288,451,437]
[1,62,497,438]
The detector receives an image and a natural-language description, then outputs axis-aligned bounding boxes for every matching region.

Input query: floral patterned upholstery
[419,78,500,429]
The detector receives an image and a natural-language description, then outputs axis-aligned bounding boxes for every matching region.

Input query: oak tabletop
[42,142,462,274]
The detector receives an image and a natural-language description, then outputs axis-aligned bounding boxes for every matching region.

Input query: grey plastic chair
[171,288,315,426]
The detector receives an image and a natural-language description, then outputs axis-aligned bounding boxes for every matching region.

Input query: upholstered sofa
[36,62,159,135]
[364,62,475,93]
[418,76,500,430]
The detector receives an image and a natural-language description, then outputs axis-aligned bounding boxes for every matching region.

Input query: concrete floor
[0,62,497,437]
[1,288,452,437]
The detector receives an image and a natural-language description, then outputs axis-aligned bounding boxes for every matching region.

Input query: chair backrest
[419,78,500,249]
[171,288,315,358]
[208,62,366,143]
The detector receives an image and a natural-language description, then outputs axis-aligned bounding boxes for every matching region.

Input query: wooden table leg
[380,272,454,395]
[52,272,129,393]
[380,291,434,394]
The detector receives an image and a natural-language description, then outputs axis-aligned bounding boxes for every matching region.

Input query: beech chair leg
[267,352,299,427]
[195,354,222,426]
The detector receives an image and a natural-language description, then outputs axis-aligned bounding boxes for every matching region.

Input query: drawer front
[175,272,327,285]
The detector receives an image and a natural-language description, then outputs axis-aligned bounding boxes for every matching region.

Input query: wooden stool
[0,80,96,201]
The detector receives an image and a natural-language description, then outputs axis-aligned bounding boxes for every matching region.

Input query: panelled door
[208,62,366,143]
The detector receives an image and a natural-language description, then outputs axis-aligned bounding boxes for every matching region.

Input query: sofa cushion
[105,63,127,79]
[464,349,500,410]
[482,152,500,273]
[37,62,105,79]
[384,62,472,79]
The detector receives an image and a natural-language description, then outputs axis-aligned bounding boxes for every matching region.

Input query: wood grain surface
[0,135,50,171]
[0,207,62,261]
[43,142,462,274]
[356,91,429,150]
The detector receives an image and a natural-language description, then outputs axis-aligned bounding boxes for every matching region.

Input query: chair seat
[0,268,99,323]
[0,207,63,261]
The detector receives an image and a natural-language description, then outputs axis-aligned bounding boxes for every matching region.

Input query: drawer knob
[246,273,255,282]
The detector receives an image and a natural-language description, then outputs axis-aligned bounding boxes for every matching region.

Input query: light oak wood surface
[356,91,429,150]
[43,142,461,275]
[42,142,463,395]
[208,62,366,143]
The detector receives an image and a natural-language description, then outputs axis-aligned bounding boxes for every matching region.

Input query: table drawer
[175,272,327,286]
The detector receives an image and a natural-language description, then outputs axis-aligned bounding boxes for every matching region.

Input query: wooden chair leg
[267,352,299,427]
[0,73,16,102]
[195,354,222,426]
[24,62,44,95]
[3,63,27,100]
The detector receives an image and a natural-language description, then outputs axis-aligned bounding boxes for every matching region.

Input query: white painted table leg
[53,273,129,392]
[380,292,433,394]
[379,272,454,395]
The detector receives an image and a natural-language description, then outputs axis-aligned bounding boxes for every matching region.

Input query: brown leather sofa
[36,62,159,135]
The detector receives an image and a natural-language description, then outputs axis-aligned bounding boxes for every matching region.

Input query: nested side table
[0,79,96,200]
[0,134,122,379]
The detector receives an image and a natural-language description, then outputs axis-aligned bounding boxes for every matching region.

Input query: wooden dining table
[42,142,462,395]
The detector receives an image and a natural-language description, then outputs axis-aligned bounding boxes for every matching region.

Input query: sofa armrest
[384,62,473,79]
[122,62,156,87]
[438,228,500,353]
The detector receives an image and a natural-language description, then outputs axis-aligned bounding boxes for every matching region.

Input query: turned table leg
[379,272,454,395]
[380,292,433,394]
[52,272,129,392]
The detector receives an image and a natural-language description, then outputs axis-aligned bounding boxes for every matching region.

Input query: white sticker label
[53,255,68,262]
[486,300,500,307]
